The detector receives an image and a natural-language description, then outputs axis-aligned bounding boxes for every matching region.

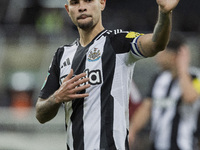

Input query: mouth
[77,14,91,20]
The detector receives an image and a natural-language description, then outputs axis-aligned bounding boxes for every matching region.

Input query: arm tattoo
[152,11,171,42]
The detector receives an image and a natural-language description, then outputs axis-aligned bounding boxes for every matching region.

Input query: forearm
[178,72,199,103]
[129,99,151,139]
[152,7,172,50]
[36,94,61,124]
[138,7,172,57]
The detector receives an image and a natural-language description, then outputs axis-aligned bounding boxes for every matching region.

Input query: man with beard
[35,0,180,149]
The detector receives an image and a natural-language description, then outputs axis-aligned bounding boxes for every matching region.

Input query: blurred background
[0,0,200,149]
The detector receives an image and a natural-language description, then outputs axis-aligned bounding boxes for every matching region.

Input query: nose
[78,1,87,12]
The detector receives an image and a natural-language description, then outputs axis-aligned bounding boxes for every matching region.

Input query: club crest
[88,48,101,62]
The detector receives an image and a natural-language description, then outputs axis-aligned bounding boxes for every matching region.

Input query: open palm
[156,0,180,12]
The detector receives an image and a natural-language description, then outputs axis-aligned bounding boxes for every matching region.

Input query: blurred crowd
[0,0,200,36]
[0,0,200,112]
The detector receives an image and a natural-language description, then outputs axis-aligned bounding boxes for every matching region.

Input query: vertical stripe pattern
[100,37,117,149]
[39,29,146,150]
[150,70,200,150]
[71,45,88,150]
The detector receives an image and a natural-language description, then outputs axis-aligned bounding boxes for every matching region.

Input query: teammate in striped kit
[129,34,200,150]
[35,0,180,149]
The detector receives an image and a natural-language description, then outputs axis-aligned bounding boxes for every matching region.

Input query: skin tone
[176,46,199,103]
[36,0,180,124]
[36,69,90,123]
[129,46,199,148]
[65,0,106,47]
[156,46,198,103]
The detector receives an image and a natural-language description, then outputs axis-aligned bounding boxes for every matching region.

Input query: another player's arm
[137,0,180,57]
[176,47,200,103]
[178,72,200,104]
[36,69,90,124]
[129,98,152,148]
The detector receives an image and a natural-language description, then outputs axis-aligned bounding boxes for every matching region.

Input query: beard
[77,20,94,30]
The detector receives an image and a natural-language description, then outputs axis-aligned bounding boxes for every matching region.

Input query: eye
[70,0,79,5]
[85,0,93,2]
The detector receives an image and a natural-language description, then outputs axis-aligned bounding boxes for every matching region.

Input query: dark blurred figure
[2,0,42,25]
[129,33,200,150]
[20,0,42,25]
[0,0,9,24]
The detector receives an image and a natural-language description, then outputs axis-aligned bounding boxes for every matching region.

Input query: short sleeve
[109,30,145,62]
[39,48,63,99]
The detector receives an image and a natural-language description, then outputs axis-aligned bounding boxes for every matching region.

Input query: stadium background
[0,0,199,149]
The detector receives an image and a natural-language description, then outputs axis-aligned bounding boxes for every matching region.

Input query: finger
[70,77,90,89]
[63,69,74,82]
[70,72,87,83]
[69,93,89,99]
[71,84,91,94]
[61,93,89,102]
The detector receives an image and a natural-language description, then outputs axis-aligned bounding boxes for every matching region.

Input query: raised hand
[156,0,180,13]
[176,45,190,74]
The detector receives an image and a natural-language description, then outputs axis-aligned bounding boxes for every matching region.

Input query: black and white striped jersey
[39,29,144,150]
[148,68,200,150]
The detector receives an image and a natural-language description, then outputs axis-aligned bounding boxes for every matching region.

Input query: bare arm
[129,98,152,147]
[138,0,180,57]
[36,69,90,124]
[176,46,199,103]
[36,96,61,124]
[138,9,172,57]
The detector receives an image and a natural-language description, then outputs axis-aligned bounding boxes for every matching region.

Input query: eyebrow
[69,0,77,2]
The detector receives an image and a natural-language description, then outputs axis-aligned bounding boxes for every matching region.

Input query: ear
[100,0,106,11]
[65,4,69,13]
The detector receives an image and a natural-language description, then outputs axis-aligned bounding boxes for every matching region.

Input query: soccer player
[35,0,180,149]
[129,34,200,150]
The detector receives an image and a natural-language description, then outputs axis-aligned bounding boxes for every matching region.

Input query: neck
[170,68,178,79]
[78,24,104,47]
